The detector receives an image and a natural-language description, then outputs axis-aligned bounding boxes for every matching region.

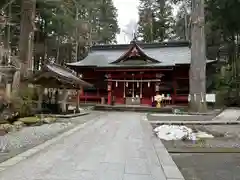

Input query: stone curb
[36,112,90,118]
[152,134,185,180]
[168,148,240,153]
[0,117,95,172]
[150,121,240,125]
[140,119,185,180]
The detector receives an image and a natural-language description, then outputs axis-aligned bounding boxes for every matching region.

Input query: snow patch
[154,125,214,141]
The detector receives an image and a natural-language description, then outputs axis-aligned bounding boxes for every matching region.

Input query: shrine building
[67,41,215,106]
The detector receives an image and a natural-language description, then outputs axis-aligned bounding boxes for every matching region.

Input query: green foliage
[19,116,41,125]
[90,0,119,44]
[38,0,119,45]
[174,0,240,45]
[211,61,240,107]
[205,0,240,40]
[0,0,119,66]
[137,0,174,42]
[173,1,191,40]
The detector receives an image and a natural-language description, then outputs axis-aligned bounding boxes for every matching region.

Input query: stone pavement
[212,108,240,122]
[0,112,184,180]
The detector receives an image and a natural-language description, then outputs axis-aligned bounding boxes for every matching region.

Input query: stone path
[0,112,184,180]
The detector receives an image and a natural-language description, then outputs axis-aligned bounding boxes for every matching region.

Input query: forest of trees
[0,0,240,110]
[138,0,174,42]
[138,0,240,108]
[0,0,119,69]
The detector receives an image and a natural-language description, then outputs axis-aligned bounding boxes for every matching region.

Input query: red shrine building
[67,41,215,106]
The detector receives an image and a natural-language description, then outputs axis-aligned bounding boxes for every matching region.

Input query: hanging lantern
[137,82,139,88]
[126,82,128,87]
[148,82,150,87]
[107,84,111,91]
[115,81,118,87]
[44,88,48,94]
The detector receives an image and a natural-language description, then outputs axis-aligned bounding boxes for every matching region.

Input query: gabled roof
[110,41,160,64]
[27,62,92,88]
[67,41,215,68]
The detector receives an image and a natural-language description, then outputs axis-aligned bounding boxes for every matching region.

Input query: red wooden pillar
[140,72,143,104]
[107,74,112,105]
[79,87,84,102]
[172,72,177,104]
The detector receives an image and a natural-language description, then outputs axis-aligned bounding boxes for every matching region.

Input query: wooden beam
[107,79,161,82]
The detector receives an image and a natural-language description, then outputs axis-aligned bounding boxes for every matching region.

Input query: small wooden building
[67,41,215,106]
[28,62,92,113]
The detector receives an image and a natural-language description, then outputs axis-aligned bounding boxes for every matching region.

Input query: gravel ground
[160,125,240,149]
[156,124,240,180]
[0,111,103,163]
[172,153,240,180]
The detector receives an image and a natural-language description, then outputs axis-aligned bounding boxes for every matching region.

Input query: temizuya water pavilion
[28,62,92,113]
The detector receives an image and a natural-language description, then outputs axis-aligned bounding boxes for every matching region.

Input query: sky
[113,0,179,44]
[113,0,140,44]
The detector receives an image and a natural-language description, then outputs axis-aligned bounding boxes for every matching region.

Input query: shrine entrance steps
[94,104,174,113]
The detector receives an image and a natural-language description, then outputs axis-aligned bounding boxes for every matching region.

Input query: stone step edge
[168,147,240,153]
[150,121,240,125]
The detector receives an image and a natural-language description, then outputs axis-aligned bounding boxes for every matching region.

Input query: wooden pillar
[123,81,126,98]
[172,73,177,104]
[140,72,144,101]
[76,87,81,113]
[37,86,44,111]
[80,86,85,103]
[81,87,84,96]
[61,88,68,112]
[6,83,11,98]
[107,74,112,105]
[123,72,126,104]
[140,79,143,99]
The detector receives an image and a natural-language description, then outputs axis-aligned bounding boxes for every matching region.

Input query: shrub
[0,123,14,132]
[19,117,41,126]
[10,87,35,117]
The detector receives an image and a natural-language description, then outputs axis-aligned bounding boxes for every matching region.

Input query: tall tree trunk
[12,0,36,95]
[18,0,36,78]
[189,0,207,112]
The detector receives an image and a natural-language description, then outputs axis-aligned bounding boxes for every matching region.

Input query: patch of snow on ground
[154,125,214,141]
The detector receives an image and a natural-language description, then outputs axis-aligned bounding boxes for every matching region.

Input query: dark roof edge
[44,62,75,74]
[91,41,190,51]
[110,41,160,64]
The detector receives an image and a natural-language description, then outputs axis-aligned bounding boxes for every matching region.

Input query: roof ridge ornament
[110,38,160,64]
[130,33,137,44]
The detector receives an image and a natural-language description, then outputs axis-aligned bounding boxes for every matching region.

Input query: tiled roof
[67,41,215,68]
[28,63,92,88]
